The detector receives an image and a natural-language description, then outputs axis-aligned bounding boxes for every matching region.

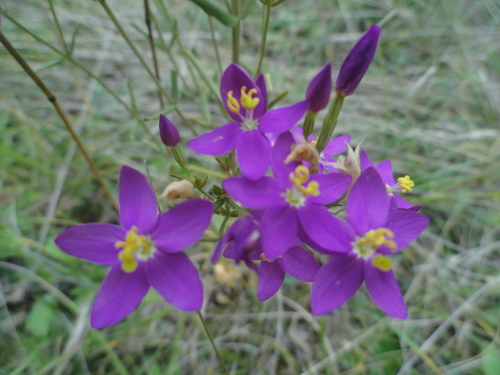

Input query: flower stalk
[315,92,344,153]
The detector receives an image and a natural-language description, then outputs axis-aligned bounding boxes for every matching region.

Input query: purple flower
[55,166,213,329]
[360,150,414,208]
[159,114,180,147]
[310,168,429,318]
[187,63,308,180]
[335,25,381,96]
[213,215,319,301]
[222,158,351,259]
[306,62,332,113]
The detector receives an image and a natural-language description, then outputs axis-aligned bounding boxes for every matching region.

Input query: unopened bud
[335,25,381,96]
[159,114,180,147]
[160,180,194,200]
[306,62,332,113]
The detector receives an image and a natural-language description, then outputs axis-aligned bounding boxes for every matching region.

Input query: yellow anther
[358,228,397,252]
[311,140,317,146]
[240,86,260,110]
[397,175,414,193]
[115,227,154,273]
[227,91,240,114]
[372,254,392,271]
[289,165,320,197]
[260,253,273,262]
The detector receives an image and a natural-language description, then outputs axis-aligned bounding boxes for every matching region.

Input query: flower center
[352,228,396,271]
[387,175,414,196]
[226,87,260,130]
[115,226,156,273]
[283,165,320,207]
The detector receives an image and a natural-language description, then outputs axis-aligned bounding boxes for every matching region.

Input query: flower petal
[364,262,407,319]
[260,206,298,259]
[152,199,213,253]
[236,129,271,180]
[360,150,374,170]
[346,167,389,235]
[298,202,352,253]
[311,255,364,316]
[377,160,395,185]
[258,101,309,134]
[146,252,203,311]
[271,131,299,179]
[278,246,319,282]
[187,122,242,156]
[308,172,351,205]
[257,261,285,301]
[220,63,265,121]
[90,265,149,329]
[222,176,283,210]
[55,223,125,266]
[255,73,268,115]
[384,209,429,253]
[322,135,350,155]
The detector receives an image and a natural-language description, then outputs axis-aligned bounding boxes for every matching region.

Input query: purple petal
[186,122,242,156]
[377,160,394,185]
[220,63,265,121]
[257,261,285,301]
[298,202,353,253]
[384,209,429,253]
[360,150,374,170]
[308,172,351,205]
[311,255,364,316]
[90,265,149,329]
[55,223,125,266]
[119,166,158,233]
[151,199,213,253]
[392,194,414,209]
[278,246,319,281]
[255,73,268,114]
[158,114,180,147]
[322,135,350,155]
[335,25,381,96]
[260,206,298,259]
[364,262,407,319]
[306,62,332,113]
[258,101,309,134]
[146,252,203,311]
[271,131,299,179]
[236,129,271,180]
[346,167,389,235]
[222,176,283,210]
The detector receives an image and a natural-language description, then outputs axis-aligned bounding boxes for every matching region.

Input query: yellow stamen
[115,227,154,273]
[240,86,260,110]
[358,228,397,252]
[397,175,414,193]
[227,91,240,114]
[311,140,317,146]
[372,254,392,271]
[259,253,273,262]
[289,165,320,197]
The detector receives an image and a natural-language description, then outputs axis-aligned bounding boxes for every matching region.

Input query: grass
[1,0,499,374]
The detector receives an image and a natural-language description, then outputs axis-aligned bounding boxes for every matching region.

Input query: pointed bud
[160,180,194,200]
[158,114,180,147]
[335,25,381,96]
[306,62,332,113]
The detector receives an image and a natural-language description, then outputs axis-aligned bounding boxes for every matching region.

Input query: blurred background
[0,0,499,374]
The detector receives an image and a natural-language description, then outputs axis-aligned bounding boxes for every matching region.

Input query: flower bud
[335,25,381,96]
[160,180,194,200]
[306,62,332,113]
[158,114,180,147]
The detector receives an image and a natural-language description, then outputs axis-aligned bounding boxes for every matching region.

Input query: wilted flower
[55,166,213,329]
[335,25,381,96]
[159,114,180,147]
[187,63,308,180]
[310,168,429,318]
[161,179,194,200]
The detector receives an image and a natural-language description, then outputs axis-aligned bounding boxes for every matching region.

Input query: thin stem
[48,0,68,55]
[231,0,240,64]
[0,29,119,212]
[144,0,164,109]
[255,1,272,78]
[197,311,230,375]
[208,16,223,76]
[315,92,345,153]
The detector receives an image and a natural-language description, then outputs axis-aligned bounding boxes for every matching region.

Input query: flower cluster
[55,24,429,329]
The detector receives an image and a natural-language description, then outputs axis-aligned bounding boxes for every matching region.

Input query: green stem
[0,29,119,212]
[231,0,241,64]
[208,16,223,76]
[48,0,68,55]
[255,1,272,78]
[197,311,230,375]
[144,0,164,109]
[302,110,317,139]
[315,92,345,153]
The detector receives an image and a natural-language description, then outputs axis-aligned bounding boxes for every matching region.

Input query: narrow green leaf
[189,0,239,27]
